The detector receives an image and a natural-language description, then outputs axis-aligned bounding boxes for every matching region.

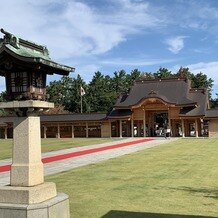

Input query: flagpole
[81,95,83,113]
[80,86,85,113]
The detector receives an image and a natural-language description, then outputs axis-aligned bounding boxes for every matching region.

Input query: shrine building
[1,77,218,139]
[0,30,218,138]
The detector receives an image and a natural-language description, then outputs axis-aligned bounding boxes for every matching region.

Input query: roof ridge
[1,28,49,56]
[40,112,107,116]
[189,88,207,94]
[135,77,189,84]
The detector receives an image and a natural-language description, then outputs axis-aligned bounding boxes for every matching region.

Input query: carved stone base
[0,193,70,218]
[0,182,57,204]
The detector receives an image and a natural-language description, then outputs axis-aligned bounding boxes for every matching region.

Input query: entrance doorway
[153,112,168,137]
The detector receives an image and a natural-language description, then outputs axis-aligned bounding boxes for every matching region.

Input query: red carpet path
[0,138,153,173]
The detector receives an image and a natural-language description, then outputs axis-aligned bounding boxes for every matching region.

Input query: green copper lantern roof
[0,29,75,75]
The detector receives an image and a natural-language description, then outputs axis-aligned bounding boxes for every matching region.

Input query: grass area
[46,139,218,218]
[0,138,119,160]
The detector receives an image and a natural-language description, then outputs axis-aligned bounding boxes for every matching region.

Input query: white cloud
[0,0,164,60]
[101,58,176,66]
[165,1,218,32]
[165,36,187,54]
[188,61,218,82]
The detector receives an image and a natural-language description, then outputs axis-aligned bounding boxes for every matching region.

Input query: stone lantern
[0,29,74,217]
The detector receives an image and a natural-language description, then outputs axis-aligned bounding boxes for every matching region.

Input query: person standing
[165,126,171,139]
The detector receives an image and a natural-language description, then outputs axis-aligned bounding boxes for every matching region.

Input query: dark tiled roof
[205,109,218,118]
[107,109,132,119]
[0,113,107,124]
[114,78,195,107]
[114,78,210,117]
[40,113,107,122]
[179,89,208,117]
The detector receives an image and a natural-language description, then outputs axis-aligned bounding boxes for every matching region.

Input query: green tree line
[46,67,218,113]
[0,67,218,114]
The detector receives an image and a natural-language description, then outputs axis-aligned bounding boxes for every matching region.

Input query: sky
[0,0,218,97]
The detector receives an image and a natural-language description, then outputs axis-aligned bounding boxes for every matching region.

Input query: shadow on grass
[101,211,217,218]
[168,186,218,199]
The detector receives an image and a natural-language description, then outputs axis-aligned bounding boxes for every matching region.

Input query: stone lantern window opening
[10,72,28,93]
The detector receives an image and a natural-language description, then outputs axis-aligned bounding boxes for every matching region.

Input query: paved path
[0,137,178,186]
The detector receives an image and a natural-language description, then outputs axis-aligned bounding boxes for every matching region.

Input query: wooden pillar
[147,111,151,136]
[168,119,172,136]
[149,111,154,137]
[137,122,141,137]
[181,119,185,137]
[119,120,122,138]
[199,119,202,137]
[4,127,8,139]
[171,120,174,136]
[171,120,177,137]
[126,121,129,137]
[131,118,134,137]
[43,126,47,139]
[195,119,199,137]
[57,124,60,138]
[109,120,112,138]
[143,110,146,137]
[71,125,74,138]
[86,122,89,138]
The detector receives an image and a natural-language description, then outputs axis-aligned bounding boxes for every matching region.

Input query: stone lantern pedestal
[0,101,70,218]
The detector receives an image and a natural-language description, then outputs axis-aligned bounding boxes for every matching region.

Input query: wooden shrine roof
[114,78,209,117]
[205,109,218,119]
[0,29,74,76]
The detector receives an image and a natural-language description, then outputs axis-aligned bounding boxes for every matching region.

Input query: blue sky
[1,0,218,97]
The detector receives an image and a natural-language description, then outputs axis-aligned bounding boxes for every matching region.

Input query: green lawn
[46,139,218,218]
[0,138,119,160]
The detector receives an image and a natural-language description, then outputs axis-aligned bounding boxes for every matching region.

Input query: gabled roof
[113,78,210,117]
[107,109,132,119]
[0,29,74,76]
[179,89,208,117]
[205,109,218,119]
[40,113,107,122]
[0,113,107,124]
[114,78,196,108]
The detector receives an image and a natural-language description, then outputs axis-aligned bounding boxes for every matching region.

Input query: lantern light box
[0,28,74,101]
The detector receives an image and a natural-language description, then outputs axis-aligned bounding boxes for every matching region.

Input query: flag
[80,86,85,96]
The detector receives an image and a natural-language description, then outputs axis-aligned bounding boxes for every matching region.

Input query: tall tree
[154,67,173,78]
[175,67,214,98]
[87,71,116,112]
[191,72,213,96]
[70,74,87,113]
[0,91,6,102]
[175,67,192,78]
[47,75,87,113]
[210,94,218,108]
[46,67,215,113]
[0,91,7,116]
[112,70,128,94]
[140,72,155,80]
[47,79,63,105]
[126,69,141,90]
